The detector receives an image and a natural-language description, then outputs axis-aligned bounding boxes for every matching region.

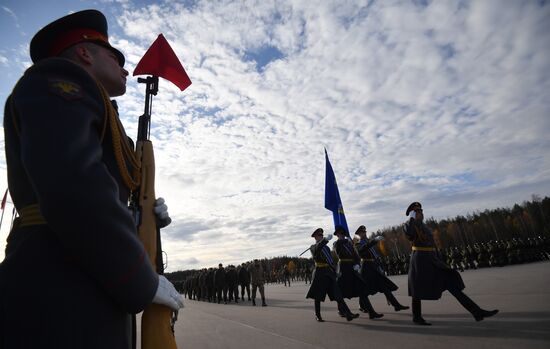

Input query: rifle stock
[136,140,178,349]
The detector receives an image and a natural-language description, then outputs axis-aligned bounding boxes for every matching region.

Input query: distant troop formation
[178,260,267,307]
[376,235,550,276]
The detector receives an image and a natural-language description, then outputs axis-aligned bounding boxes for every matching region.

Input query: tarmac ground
[138,260,550,349]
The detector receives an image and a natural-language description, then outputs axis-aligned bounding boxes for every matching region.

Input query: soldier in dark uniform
[304,262,313,284]
[0,10,184,348]
[206,267,215,302]
[476,242,490,268]
[450,246,464,272]
[354,225,409,314]
[226,265,239,303]
[333,226,381,319]
[198,268,207,301]
[214,263,227,304]
[238,262,252,301]
[306,228,358,322]
[404,202,499,325]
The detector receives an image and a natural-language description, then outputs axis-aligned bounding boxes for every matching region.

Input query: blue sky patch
[243,45,285,72]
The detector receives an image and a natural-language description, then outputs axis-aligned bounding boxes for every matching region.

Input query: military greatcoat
[356,238,398,295]
[333,238,364,299]
[404,219,465,300]
[0,58,158,349]
[306,238,343,302]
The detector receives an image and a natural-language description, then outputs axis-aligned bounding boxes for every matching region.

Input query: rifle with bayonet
[130,75,178,349]
[131,33,192,349]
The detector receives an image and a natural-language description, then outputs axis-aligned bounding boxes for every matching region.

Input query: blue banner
[324,148,350,236]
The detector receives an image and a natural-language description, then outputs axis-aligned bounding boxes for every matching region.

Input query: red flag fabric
[1,189,8,210]
[133,34,192,91]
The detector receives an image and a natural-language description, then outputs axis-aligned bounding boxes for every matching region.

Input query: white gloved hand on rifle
[353,264,361,272]
[154,197,172,228]
[153,275,184,311]
[375,235,384,242]
[325,234,333,241]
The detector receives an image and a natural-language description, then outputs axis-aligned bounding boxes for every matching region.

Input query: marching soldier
[476,242,490,268]
[404,202,499,325]
[332,226,380,319]
[0,9,185,348]
[354,225,409,314]
[306,228,358,322]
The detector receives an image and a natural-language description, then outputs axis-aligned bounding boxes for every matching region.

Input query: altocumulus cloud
[1,0,549,270]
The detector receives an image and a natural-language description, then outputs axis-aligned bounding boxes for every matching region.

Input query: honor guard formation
[302,202,498,324]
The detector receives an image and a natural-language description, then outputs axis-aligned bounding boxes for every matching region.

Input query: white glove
[153,275,184,311]
[353,264,360,272]
[409,210,416,219]
[325,235,333,241]
[154,197,172,228]
[375,235,384,242]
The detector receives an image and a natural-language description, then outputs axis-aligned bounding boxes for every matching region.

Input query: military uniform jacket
[248,262,265,286]
[226,267,238,287]
[356,238,398,295]
[404,219,465,300]
[333,238,364,299]
[306,238,343,302]
[238,266,251,284]
[0,58,158,349]
[214,267,226,288]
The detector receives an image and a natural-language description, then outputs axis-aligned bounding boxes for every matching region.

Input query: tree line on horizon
[375,195,550,258]
[167,195,550,281]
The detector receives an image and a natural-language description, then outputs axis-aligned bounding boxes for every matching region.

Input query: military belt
[338,259,354,263]
[18,204,47,228]
[361,258,375,262]
[412,246,435,252]
[315,262,329,268]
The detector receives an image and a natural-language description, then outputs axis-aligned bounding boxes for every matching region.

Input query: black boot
[262,298,267,307]
[315,300,325,322]
[451,289,499,322]
[337,302,347,317]
[339,301,360,321]
[385,291,410,312]
[252,299,256,306]
[361,295,384,319]
[412,298,431,325]
[358,298,368,313]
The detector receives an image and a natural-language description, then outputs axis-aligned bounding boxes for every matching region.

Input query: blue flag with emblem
[324,148,350,238]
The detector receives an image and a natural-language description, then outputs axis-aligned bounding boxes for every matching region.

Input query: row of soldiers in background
[177,260,267,306]
[266,265,313,285]
[379,235,550,275]
[170,235,550,298]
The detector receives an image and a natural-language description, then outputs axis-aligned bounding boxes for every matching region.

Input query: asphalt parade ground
[138,261,550,349]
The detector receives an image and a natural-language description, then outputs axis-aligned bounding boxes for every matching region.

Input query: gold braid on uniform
[96,82,141,191]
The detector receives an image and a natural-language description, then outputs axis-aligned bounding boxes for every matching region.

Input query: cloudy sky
[1,0,549,271]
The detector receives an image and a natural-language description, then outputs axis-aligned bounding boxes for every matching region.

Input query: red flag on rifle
[1,189,7,210]
[133,34,192,91]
